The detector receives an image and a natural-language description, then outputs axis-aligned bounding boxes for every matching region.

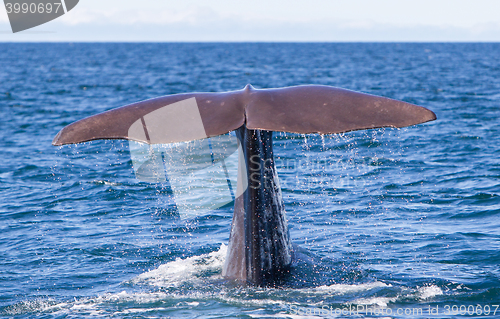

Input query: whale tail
[52,85,436,286]
[52,85,435,147]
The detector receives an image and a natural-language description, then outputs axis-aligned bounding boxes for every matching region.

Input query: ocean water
[0,43,499,318]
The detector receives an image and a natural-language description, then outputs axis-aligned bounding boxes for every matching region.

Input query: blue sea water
[0,43,499,318]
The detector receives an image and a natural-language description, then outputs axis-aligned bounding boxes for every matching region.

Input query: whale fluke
[52,85,435,146]
[52,84,436,286]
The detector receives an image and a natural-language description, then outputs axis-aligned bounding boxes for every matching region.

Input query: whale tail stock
[52,85,436,286]
[222,127,293,286]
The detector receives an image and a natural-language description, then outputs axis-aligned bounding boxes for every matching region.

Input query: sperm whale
[52,84,436,286]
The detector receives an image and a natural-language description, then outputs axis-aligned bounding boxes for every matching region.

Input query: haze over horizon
[1,0,500,42]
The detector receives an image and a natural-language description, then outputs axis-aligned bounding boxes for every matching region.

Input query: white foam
[314,281,390,294]
[100,291,169,303]
[117,307,169,314]
[248,313,322,319]
[418,285,443,300]
[92,180,121,186]
[352,296,398,307]
[132,244,227,287]
[351,285,444,308]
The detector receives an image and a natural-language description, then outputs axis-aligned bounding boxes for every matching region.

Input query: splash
[132,244,228,288]
[418,285,444,300]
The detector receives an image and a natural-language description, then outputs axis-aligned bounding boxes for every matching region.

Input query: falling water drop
[302,134,309,150]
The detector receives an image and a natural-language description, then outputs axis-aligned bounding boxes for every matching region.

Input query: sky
[1,0,500,41]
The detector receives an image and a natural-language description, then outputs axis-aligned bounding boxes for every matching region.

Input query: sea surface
[0,43,499,318]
